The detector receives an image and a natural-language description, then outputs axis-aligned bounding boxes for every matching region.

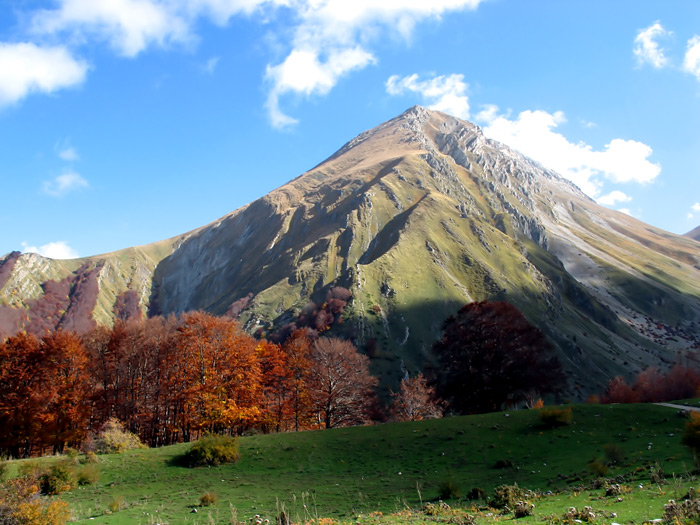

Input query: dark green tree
[432,301,564,414]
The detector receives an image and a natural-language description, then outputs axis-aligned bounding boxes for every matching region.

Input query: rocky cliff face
[2,106,700,397]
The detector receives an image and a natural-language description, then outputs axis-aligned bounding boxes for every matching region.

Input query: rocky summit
[2,106,699,397]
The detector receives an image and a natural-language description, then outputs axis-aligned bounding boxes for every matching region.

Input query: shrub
[683,412,700,463]
[513,500,534,518]
[82,451,98,464]
[39,463,73,495]
[491,484,524,509]
[200,491,218,507]
[93,418,146,454]
[107,495,126,513]
[602,443,624,465]
[539,407,573,428]
[664,499,700,524]
[466,487,487,501]
[438,475,461,500]
[0,476,70,525]
[0,461,7,480]
[493,459,514,469]
[76,464,100,486]
[180,435,240,468]
[588,458,609,477]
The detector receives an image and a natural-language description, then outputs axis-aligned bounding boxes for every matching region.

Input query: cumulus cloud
[598,190,632,206]
[42,171,89,197]
[25,0,485,125]
[264,0,484,127]
[476,106,661,198]
[688,202,700,220]
[684,36,700,80]
[21,241,79,259]
[32,0,191,57]
[266,46,375,127]
[386,73,470,119]
[0,42,87,107]
[634,22,671,68]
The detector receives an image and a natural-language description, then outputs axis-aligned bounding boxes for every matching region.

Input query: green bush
[491,484,524,509]
[93,418,146,454]
[539,407,573,428]
[180,435,240,468]
[107,495,126,513]
[588,458,609,477]
[438,475,461,500]
[683,413,700,463]
[0,461,7,480]
[77,464,100,486]
[39,463,73,495]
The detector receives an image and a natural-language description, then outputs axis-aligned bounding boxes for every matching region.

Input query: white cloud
[683,35,700,80]
[42,170,89,196]
[618,208,633,216]
[0,42,87,107]
[58,146,79,161]
[598,190,632,206]
[688,202,700,220]
[386,73,470,119]
[32,0,191,57]
[265,0,484,127]
[634,22,671,68]
[202,56,220,74]
[21,241,79,259]
[25,0,485,124]
[477,106,661,198]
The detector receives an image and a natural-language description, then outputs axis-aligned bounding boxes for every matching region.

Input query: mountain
[685,226,700,242]
[2,106,700,397]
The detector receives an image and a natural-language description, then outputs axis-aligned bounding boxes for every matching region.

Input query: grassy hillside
[5,403,698,524]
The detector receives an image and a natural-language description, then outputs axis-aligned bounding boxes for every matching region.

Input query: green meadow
[5,403,698,524]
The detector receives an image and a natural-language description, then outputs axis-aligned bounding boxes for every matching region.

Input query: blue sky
[1,0,699,259]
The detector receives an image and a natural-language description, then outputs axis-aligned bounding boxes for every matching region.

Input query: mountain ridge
[2,106,699,397]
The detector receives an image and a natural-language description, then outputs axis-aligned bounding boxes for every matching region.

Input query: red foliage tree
[432,301,564,414]
[390,374,443,422]
[307,337,378,428]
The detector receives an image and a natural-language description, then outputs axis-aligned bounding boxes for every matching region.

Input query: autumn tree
[390,374,443,422]
[169,312,262,438]
[40,331,91,453]
[432,301,564,414]
[307,337,378,428]
[282,329,314,431]
[0,332,46,457]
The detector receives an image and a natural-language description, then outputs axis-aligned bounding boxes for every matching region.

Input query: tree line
[0,299,573,458]
[0,312,381,458]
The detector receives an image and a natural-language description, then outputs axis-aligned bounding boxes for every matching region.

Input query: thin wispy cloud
[58,146,79,161]
[0,43,87,107]
[42,170,89,197]
[634,22,671,68]
[202,56,220,74]
[386,73,470,119]
[21,240,79,259]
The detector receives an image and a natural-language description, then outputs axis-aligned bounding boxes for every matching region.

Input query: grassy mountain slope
[8,403,696,523]
[1,106,699,397]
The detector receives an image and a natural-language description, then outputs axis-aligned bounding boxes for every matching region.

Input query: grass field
[4,402,698,524]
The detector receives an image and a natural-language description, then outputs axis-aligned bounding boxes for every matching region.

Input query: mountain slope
[2,106,699,397]
[685,225,700,242]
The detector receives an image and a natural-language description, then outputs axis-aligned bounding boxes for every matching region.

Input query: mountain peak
[2,107,700,400]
